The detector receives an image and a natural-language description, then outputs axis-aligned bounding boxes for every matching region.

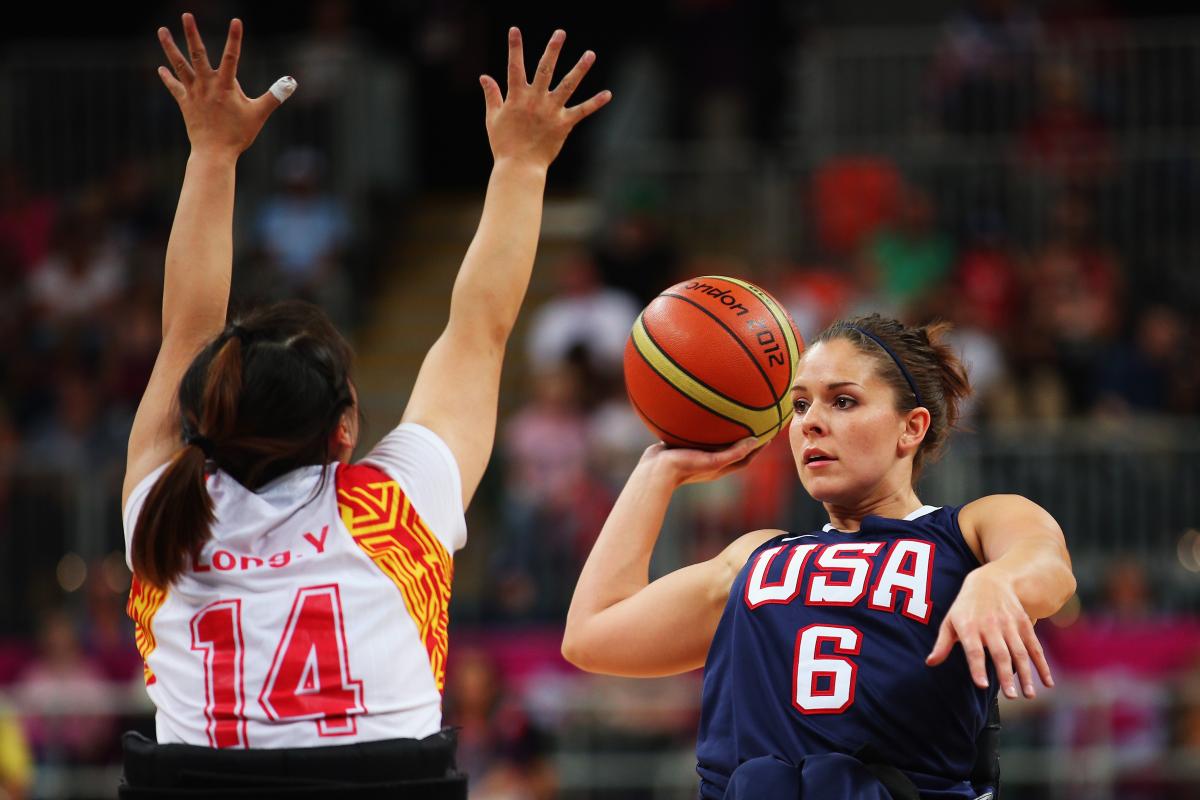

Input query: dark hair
[132,301,355,589]
[811,313,971,480]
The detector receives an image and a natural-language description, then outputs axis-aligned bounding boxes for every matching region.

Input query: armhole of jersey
[949,505,985,568]
[123,462,172,569]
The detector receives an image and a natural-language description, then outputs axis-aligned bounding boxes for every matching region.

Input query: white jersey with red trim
[123,423,466,749]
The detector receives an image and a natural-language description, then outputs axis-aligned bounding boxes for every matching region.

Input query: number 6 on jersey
[793,624,862,714]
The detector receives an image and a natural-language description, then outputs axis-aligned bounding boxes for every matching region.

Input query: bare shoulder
[717,529,785,573]
[959,494,1062,562]
[696,528,784,608]
[960,494,1056,530]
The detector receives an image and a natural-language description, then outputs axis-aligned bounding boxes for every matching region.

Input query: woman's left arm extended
[123,14,290,507]
[926,494,1076,700]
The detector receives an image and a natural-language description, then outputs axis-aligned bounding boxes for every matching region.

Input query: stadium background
[1,0,1199,797]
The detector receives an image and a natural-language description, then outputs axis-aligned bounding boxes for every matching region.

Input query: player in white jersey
[118,12,610,798]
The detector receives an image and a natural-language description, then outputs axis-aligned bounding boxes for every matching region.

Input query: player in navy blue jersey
[563,313,1076,799]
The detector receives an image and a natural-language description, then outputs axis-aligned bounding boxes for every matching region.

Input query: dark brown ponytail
[131,302,355,589]
[813,313,971,480]
[132,336,244,589]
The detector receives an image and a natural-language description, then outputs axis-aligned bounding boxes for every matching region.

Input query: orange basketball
[623,275,805,450]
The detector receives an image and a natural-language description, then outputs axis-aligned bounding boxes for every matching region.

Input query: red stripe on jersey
[335,463,453,692]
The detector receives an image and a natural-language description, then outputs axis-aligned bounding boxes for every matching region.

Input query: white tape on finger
[269,76,297,103]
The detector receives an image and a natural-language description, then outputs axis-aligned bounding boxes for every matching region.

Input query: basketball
[623,275,804,450]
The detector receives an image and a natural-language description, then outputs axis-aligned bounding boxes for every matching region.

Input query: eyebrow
[791,381,863,393]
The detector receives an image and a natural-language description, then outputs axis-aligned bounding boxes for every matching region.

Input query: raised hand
[479,28,611,169]
[157,13,294,157]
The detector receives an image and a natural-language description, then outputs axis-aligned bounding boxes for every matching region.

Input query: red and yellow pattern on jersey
[127,575,168,685]
[335,463,453,692]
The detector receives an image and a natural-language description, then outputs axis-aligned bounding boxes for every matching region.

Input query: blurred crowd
[0,0,1197,797]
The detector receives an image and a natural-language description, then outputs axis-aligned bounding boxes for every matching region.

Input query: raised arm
[400,28,610,508]
[927,494,1076,700]
[122,13,291,507]
[562,440,769,677]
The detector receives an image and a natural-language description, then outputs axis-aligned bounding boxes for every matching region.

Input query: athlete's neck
[822,485,923,533]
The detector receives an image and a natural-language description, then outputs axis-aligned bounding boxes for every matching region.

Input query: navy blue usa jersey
[696,505,997,799]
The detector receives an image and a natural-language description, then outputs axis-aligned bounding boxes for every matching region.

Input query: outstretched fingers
[925,617,958,667]
[181,12,212,72]
[565,90,613,125]
[552,50,596,103]
[1004,621,1036,698]
[506,27,526,92]
[252,76,298,122]
[983,628,1018,699]
[479,75,503,115]
[1022,616,1055,688]
[216,18,243,88]
[532,29,565,91]
[157,66,186,100]
[960,631,990,691]
[158,26,195,87]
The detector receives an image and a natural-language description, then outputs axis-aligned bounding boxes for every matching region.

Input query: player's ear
[330,410,354,451]
[898,406,930,456]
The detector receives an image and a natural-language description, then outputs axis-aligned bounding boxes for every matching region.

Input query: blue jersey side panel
[696,506,997,799]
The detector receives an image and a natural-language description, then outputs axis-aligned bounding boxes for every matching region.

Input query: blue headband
[848,326,923,408]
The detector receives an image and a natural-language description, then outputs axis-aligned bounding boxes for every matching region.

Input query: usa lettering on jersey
[743,539,936,714]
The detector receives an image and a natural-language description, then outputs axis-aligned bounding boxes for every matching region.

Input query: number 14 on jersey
[190,583,365,748]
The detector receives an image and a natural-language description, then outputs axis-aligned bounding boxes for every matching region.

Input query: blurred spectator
[0,164,55,275]
[663,0,759,144]
[0,399,17,477]
[251,148,353,326]
[858,185,954,314]
[587,378,656,495]
[21,370,125,472]
[1093,304,1197,416]
[777,266,862,343]
[104,160,170,282]
[0,702,32,800]
[80,559,140,684]
[525,252,639,381]
[285,0,372,156]
[592,190,681,306]
[929,0,1042,136]
[951,211,1025,339]
[291,0,364,105]
[443,647,555,800]
[104,161,166,249]
[14,610,116,766]
[100,288,160,414]
[496,364,613,619]
[809,157,902,260]
[942,313,1007,424]
[1177,665,1200,765]
[25,197,126,332]
[1026,190,1123,413]
[1019,58,1112,183]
